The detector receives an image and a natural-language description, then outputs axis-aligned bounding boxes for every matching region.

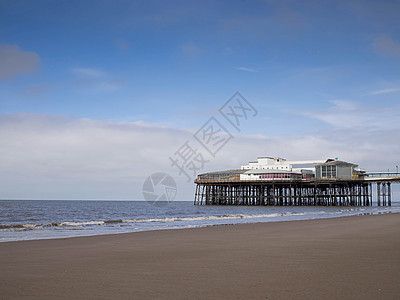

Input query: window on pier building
[321,165,337,178]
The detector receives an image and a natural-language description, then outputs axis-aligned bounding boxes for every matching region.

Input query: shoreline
[1,209,399,244]
[1,213,399,299]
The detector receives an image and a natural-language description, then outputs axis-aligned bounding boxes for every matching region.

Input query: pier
[194,178,399,206]
[194,157,400,206]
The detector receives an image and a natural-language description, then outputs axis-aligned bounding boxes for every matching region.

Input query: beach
[0,213,399,299]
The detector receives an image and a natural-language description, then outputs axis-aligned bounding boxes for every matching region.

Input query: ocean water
[1,200,400,243]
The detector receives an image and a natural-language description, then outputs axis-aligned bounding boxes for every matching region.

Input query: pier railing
[195,177,400,184]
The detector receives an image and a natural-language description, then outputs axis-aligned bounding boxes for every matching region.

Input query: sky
[0,0,399,200]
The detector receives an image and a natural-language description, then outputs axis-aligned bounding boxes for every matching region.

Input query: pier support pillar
[377,183,381,206]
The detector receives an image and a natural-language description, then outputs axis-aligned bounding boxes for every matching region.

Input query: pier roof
[315,160,357,167]
[198,169,246,176]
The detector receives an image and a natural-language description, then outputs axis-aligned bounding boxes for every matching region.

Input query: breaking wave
[0,211,324,232]
[1,206,397,234]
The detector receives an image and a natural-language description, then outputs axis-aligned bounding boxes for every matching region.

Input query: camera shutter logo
[142,173,177,205]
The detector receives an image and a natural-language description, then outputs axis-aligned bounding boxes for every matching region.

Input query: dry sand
[0,213,399,300]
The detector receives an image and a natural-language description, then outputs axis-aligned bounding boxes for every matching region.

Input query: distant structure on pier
[194,157,400,206]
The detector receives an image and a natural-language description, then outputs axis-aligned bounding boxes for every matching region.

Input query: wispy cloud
[72,68,105,78]
[0,44,40,80]
[223,47,233,54]
[365,88,400,96]
[71,68,125,92]
[95,78,126,92]
[180,42,202,58]
[372,34,400,57]
[18,84,51,97]
[302,100,400,130]
[236,67,257,72]
[114,38,131,51]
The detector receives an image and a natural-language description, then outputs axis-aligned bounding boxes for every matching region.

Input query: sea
[1,200,400,243]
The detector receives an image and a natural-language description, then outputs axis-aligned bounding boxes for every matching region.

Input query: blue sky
[1,0,400,200]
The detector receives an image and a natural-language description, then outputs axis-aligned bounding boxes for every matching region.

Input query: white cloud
[236,67,257,72]
[72,68,105,78]
[303,100,400,130]
[365,88,400,95]
[0,113,398,200]
[0,113,188,199]
[0,44,40,80]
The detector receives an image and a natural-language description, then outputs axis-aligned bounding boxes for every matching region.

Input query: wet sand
[0,213,399,299]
